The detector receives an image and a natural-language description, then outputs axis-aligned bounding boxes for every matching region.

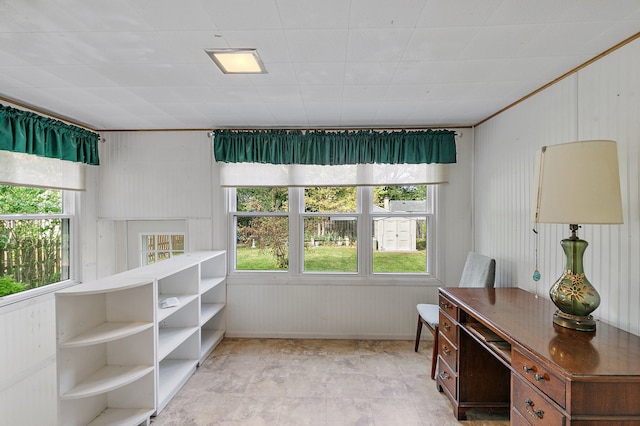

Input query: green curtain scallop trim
[0,104,100,165]
[213,129,456,165]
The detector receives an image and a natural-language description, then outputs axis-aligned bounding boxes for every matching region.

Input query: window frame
[139,232,186,266]
[301,212,359,274]
[227,186,437,278]
[228,187,291,273]
[0,190,76,307]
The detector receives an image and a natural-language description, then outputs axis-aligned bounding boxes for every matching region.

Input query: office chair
[415,252,496,379]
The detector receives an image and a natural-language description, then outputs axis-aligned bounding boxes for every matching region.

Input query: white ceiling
[1,0,639,131]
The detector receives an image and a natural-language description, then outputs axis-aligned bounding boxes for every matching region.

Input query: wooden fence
[1,218,65,288]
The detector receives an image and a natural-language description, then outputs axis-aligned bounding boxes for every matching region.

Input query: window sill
[0,280,77,309]
[227,273,443,287]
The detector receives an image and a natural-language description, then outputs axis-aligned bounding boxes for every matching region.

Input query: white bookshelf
[193,251,227,363]
[56,275,156,426]
[56,251,227,424]
[123,256,201,414]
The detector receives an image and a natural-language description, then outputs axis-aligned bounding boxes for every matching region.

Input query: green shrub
[416,238,426,251]
[0,275,27,297]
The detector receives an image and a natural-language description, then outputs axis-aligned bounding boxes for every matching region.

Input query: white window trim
[0,191,76,307]
[227,186,440,282]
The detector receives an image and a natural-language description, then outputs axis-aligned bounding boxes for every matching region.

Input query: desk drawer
[439,310,458,344]
[512,374,565,425]
[511,407,534,426]
[438,332,457,373]
[513,349,565,407]
[438,293,458,321]
[437,355,457,400]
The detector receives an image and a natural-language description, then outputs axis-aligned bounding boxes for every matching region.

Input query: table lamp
[532,140,623,331]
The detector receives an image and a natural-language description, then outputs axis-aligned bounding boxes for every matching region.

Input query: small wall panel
[98,131,213,220]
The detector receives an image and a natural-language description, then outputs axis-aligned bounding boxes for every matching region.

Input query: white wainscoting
[474,37,640,335]
[226,277,440,340]
[0,294,58,425]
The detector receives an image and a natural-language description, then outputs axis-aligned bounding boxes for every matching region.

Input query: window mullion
[358,187,372,276]
[289,187,302,274]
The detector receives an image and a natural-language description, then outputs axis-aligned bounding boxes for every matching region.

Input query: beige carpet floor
[151,338,510,426]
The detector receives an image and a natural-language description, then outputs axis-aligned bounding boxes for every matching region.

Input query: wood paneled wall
[474,38,640,335]
[97,131,213,220]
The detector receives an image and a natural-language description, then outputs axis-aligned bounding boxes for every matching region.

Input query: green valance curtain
[214,129,456,165]
[0,104,100,165]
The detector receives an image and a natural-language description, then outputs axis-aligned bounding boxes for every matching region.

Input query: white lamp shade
[532,140,623,224]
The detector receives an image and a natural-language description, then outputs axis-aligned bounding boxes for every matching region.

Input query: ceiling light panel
[205,48,267,74]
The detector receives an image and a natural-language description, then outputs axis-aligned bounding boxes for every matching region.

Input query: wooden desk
[436,287,640,425]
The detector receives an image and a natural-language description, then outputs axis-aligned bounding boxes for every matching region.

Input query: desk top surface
[440,287,640,378]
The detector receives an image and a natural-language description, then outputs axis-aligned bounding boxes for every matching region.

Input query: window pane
[304,217,357,272]
[0,185,69,297]
[237,187,288,212]
[236,216,288,270]
[171,235,185,251]
[372,217,427,273]
[157,234,169,251]
[304,187,356,213]
[0,218,70,293]
[0,186,62,214]
[144,252,156,265]
[140,233,184,266]
[373,185,430,213]
[142,235,155,250]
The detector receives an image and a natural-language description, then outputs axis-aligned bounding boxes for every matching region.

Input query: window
[371,185,431,273]
[303,187,357,272]
[127,220,187,269]
[234,187,289,270]
[140,233,185,265]
[229,185,434,275]
[0,185,71,297]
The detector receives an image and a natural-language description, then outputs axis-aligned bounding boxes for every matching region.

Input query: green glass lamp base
[549,225,601,332]
[553,310,596,332]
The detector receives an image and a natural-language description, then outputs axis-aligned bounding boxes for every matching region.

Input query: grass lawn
[236,245,426,272]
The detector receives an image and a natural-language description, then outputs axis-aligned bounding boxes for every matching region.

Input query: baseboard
[224,331,423,340]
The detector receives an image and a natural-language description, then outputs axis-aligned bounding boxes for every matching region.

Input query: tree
[236,188,289,268]
[373,185,426,207]
[304,187,356,212]
[0,185,62,214]
[237,187,287,212]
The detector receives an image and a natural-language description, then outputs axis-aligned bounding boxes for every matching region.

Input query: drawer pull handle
[523,365,548,382]
[442,345,451,356]
[438,371,451,381]
[439,301,451,310]
[525,398,544,419]
[442,322,451,332]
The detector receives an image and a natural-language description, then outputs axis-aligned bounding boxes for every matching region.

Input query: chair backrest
[459,252,496,288]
